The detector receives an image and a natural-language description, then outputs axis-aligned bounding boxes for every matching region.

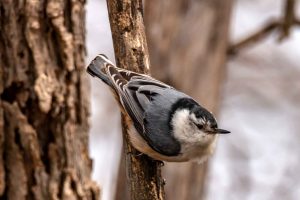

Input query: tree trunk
[106,0,165,200]
[0,1,100,199]
[145,0,233,199]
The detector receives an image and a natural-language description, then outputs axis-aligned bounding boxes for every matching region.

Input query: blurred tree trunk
[145,0,233,199]
[107,0,165,200]
[0,1,100,199]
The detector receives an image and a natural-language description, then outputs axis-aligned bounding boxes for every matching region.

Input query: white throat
[171,109,217,160]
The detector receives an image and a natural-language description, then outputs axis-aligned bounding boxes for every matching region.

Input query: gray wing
[87,55,184,156]
[107,67,186,156]
[125,82,186,156]
[125,81,190,156]
[143,88,189,156]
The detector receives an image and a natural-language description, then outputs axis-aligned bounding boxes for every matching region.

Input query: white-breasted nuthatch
[87,54,230,163]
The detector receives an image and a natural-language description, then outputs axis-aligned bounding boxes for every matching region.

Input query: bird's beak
[215,128,230,134]
[207,128,230,134]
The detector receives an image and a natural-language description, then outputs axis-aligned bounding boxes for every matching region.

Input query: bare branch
[228,0,299,55]
[106,0,165,199]
[279,0,295,40]
[228,21,280,56]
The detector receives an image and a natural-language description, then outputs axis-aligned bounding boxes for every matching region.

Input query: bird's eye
[193,122,203,129]
[196,124,203,129]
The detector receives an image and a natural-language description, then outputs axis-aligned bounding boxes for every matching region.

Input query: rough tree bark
[106,0,165,200]
[145,0,233,199]
[0,1,100,199]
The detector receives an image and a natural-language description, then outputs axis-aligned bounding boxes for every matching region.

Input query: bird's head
[188,106,230,135]
[171,100,230,148]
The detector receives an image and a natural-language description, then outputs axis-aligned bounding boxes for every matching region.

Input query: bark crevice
[0,1,100,199]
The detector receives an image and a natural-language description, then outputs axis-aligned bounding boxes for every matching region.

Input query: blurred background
[86,0,300,200]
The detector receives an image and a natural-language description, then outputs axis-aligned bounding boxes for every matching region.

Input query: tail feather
[87,54,130,93]
[86,55,114,87]
[106,65,128,90]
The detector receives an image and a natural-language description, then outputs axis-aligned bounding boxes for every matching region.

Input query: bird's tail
[87,54,130,98]
[86,54,115,87]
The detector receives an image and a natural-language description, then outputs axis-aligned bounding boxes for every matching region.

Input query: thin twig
[279,0,295,40]
[227,21,280,55]
[228,0,299,56]
[294,19,300,26]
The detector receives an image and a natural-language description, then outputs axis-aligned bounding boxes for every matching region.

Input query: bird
[87,54,230,163]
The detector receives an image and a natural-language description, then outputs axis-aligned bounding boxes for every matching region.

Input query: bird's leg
[157,160,164,167]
